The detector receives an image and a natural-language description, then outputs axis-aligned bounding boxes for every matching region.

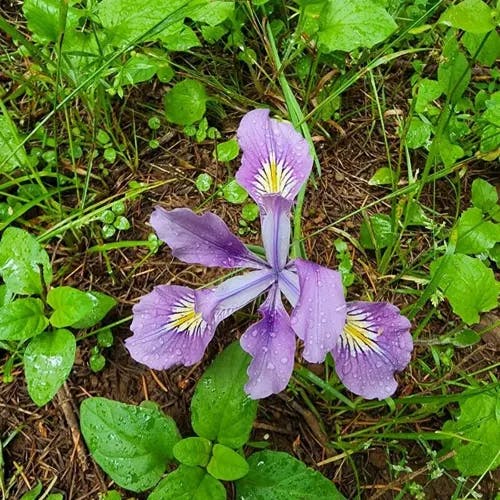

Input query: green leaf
[72,292,116,329]
[222,179,248,204]
[441,390,500,476]
[448,329,481,347]
[24,329,76,406]
[101,492,122,500]
[235,451,345,499]
[164,79,207,126]
[47,287,95,328]
[0,105,29,173]
[173,437,212,467]
[405,117,432,149]
[22,0,80,43]
[439,0,496,34]
[414,79,443,113]
[148,465,225,500]
[81,397,180,492]
[463,31,500,67]
[471,178,498,212]
[20,481,43,500]
[455,207,500,254]
[482,91,500,127]
[359,214,393,250]
[96,0,203,47]
[214,139,240,162]
[114,215,131,231]
[190,1,234,26]
[430,254,500,324]
[207,444,249,481]
[0,227,52,295]
[368,167,395,186]
[241,203,260,222]
[436,135,465,167]
[317,0,397,53]
[161,24,201,51]
[438,38,471,103]
[0,298,48,341]
[195,173,213,193]
[191,342,257,448]
[119,53,158,85]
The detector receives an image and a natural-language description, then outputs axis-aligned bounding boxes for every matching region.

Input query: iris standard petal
[151,207,266,269]
[290,259,347,363]
[260,195,292,271]
[197,269,276,324]
[236,108,313,206]
[332,301,413,400]
[240,287,296,399]
[126,285,217,370]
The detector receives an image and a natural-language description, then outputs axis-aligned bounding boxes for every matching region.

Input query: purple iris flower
[126,109,413,400]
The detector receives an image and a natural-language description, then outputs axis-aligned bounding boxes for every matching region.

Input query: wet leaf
[47,287,95,328]
[222,179,248,204]
[191,342,257,448]
[439,0,496,34]
[173,437,212,467]
[164,79,207,126]
[214,139,239,162]
[206,444,249,480]
[24,329,76,406]
[235,451,345,499]
[0,298,48,341]
[81,397,180,492]
[471,178,498,212]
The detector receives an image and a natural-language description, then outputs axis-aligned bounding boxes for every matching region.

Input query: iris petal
[332,301,413,400]
[290,259,346,363]
[126,285,217,369]
[151,207,266,269]
[236,109,312,207]
[240,287,296,399]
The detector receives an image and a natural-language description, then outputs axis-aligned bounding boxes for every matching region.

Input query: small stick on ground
[55,384,88,472]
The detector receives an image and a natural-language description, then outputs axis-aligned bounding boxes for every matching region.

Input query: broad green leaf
[0,105,29,173]
[207,444,249,481]
[441,390,500,476]
[191,342,257,448]
[414,79,443,113]
[359,214,393,250]
[214,139,240,162]
[406,200,433,228]
[22,0,80,43]
[448,329,481,347]
[436,135,465,167]
[463,31,500,67]
[222,179,248,204]
[317,0,397,53]
[482,91,500,127]
[368,167,395,186]
[190,1,234,26]
[0,284,12,307]
[471,178,498,212]
[405,117,432,149]
[0,227,52,295]
[96,0,204,47]
[173,437,212,467]
[81,397,180,492]
[161,24,201,51]
[24,329,76,406]
[164,79,207,126]
[118,54,158,85]
[430,254,500,324]
[456,207,500,254]
[71,291,117,329]
[235,451,345,499]
[0,298,48,341]
[148,465,225,500]
[47,287,95,328]
[439,0,496,34]
[195,173,213,193]
[101,492,122,500]
[438,38,471,103]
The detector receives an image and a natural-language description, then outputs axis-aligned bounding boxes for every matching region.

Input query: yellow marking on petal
[344,321,376,348]
[342,316,383,355]
[269,160,279,192]
[167,303,204,335]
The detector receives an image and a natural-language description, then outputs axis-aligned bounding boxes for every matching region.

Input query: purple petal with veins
[236,109,312,207]
[126,285,217,370]
[240,286,296,399]
[332,301,413,400]
[151,207,266,269]
[290,259,346,363]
